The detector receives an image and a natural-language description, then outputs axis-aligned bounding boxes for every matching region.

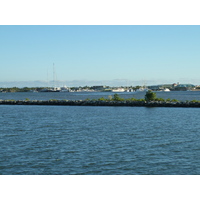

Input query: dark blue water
[1,90,200,101]
[1,101,200,174]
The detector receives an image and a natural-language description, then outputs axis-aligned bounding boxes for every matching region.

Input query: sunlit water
[1,91,200,174]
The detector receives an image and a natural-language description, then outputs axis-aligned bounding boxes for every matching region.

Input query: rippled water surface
[1,103,200,174]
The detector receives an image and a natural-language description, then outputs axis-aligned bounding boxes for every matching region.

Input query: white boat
[134,87,149,93]
[40,87,61,92]
[163,88,170,92]
[112,88,125,92]
[124,89,135,92]
[60,86,70,92]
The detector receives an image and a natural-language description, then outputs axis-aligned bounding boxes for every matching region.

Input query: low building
[148,84,173,91]
[174,84,195,91]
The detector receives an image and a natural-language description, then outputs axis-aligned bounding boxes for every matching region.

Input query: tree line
[0,87,47,92]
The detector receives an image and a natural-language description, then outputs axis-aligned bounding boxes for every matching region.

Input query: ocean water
[1,99,200,174]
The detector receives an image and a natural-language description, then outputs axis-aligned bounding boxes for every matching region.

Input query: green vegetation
[155,98,165,101]
[85,94,126,102]
[145,90,157,101]
[126,98,145,102]
[0,87,46,93]
[171,99,179,102]
[190,100,200,103]
[113,94,125,101]
[98,97,107,101]
[6,99,16,101]
[126,97,138,101]
[83,92,183,103]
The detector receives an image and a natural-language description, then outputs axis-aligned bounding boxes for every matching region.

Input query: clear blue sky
[1,25,200,86]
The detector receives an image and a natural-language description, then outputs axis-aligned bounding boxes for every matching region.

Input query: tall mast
[53,63,55,88]
[47,68,49,87]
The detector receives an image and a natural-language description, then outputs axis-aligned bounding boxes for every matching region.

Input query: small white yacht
[134,87,149,93]
[112,88,125,92]
[60,86,70,92]
[163,88,170,92]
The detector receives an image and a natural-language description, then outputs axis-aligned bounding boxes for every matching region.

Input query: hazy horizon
[0,78,199,88]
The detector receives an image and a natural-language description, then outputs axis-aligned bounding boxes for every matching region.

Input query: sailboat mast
[53,63,55,88]
[47,68,49,87]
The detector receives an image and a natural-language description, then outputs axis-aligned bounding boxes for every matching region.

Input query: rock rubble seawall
[1,99,200,107]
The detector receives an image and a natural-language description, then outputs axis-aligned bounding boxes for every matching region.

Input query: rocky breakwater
[1,99,200,107]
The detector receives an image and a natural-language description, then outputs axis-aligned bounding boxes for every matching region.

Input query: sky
[1,25,200,87]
